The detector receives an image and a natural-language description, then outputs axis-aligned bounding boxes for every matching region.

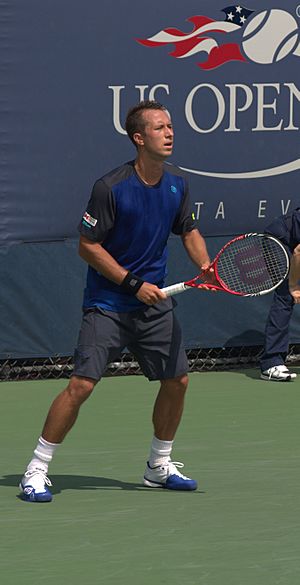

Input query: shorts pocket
[74,346,93,369]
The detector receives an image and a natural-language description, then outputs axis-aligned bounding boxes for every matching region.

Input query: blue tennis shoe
[143,460,197,491]
[19,467,53,502]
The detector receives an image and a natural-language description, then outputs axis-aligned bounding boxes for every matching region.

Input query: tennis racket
[162,233,289,297]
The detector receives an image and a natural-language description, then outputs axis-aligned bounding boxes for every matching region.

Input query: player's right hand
[136,283,167,305]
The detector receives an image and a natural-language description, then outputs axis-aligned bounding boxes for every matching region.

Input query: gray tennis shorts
[73,298,189,382]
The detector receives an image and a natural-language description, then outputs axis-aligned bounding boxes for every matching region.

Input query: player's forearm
[181,229,211,270]
[79,237,127,284]
[289,244,300,288]
[288,245,300,303]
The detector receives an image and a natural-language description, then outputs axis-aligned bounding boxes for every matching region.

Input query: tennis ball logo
[242,9,299,64]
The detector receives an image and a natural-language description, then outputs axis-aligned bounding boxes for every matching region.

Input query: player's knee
[176,373,189,393]
[162,374,189,394]
[66,376,96,405]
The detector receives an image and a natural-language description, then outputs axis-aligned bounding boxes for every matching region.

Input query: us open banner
[1,0,300,358]
[111,2,300,236]
[2,0,300,243]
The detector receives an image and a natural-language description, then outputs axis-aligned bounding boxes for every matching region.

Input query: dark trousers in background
[260,279,294,372]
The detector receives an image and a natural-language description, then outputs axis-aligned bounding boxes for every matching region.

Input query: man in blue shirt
[19,100,215,502]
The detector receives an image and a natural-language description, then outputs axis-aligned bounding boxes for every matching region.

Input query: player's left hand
[200,267,219,291]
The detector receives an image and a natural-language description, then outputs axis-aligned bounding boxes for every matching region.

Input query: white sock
[148,436,173,467]
[27,436,59,473]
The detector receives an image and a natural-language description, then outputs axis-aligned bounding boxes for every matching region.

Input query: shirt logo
[171,185,177,193]
[83,211,97,227]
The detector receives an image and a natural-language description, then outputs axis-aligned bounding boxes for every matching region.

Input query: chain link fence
[1,345,300,381]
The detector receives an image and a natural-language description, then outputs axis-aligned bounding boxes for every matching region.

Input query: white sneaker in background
[260,365,297,382]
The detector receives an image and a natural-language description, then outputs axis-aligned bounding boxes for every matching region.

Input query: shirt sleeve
[265,210,300,251]
[290,209,300,251]
[171,178,197,235]
[78,179,116,242]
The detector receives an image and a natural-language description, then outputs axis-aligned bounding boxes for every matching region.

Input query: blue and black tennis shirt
[78,160,196,311]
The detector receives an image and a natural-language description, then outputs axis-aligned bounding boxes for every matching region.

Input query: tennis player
[19,100,216,502]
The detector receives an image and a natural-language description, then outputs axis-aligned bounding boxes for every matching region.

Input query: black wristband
[121,271,144,295]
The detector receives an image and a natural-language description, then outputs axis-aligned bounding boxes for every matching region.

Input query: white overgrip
[161,282,189,296]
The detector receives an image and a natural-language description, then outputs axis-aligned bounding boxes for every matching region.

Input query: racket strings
[216,236,288,295]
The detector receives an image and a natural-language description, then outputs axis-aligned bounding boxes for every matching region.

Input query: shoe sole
[143,478,164,488]
[143,477,197,490]
[260,374,293,382]
[19,482,52,502]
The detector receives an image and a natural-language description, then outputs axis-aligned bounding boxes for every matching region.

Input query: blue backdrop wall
[1,0,300,359]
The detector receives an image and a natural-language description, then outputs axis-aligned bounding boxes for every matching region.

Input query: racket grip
[161,282,189,296]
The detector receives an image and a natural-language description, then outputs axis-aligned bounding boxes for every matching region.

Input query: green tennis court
[1,369,300,585]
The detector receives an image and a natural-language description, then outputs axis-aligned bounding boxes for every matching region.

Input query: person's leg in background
[260,279,296,381]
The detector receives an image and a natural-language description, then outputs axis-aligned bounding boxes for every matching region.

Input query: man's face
[135,109,174,160]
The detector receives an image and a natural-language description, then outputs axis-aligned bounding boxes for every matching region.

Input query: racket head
[213,233,290,296]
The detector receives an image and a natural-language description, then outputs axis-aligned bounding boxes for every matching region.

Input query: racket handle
[161,282,190,296]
